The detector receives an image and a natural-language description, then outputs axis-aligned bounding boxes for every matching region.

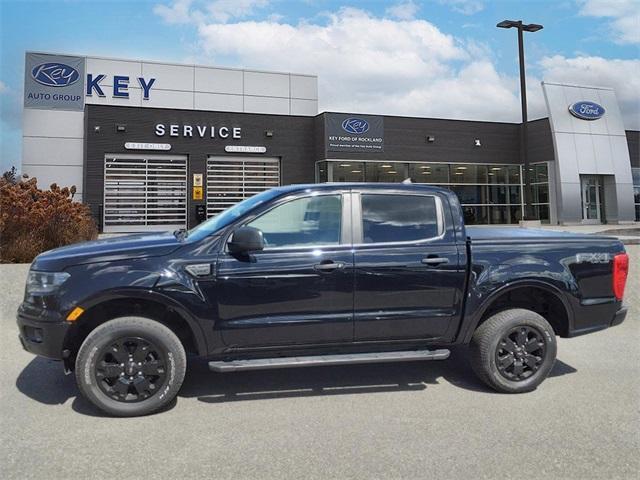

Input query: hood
[31,231,182,271]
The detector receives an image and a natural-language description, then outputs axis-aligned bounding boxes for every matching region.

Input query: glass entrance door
[581,175,601,223]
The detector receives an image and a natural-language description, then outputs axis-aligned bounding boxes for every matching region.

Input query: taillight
[612,253,629,301]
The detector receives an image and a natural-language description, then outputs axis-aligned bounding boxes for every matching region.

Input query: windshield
[185,189,284,242]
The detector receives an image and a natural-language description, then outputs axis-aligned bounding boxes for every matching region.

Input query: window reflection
[320,160,552,224]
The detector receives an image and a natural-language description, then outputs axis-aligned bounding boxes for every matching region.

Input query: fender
[65,287,209,356]
[458,279,574,344]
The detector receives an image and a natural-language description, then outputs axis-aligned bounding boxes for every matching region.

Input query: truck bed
[466,226,616,243]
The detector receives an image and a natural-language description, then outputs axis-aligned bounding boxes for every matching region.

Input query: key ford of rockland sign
[326,113,384,152]
[24,52,156,111]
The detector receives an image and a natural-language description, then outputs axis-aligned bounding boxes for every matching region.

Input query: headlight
[26,271,70,295]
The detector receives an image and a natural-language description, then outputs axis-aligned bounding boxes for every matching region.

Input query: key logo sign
[568,101,605,120]
[31,62,80,87]
[342,118,370,135]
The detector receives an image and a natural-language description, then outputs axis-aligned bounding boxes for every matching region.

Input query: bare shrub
[0,173,98,263]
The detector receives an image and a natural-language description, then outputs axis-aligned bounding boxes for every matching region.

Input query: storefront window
[632,168,640,221]
[321,160,530,225]
[530,162,550,223]
[408,163,449,183]
[317,161,328,183]
[451,164,488,184]
[365,162,407,182]
[331,162,365,182]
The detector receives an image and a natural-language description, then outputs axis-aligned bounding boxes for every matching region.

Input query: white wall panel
[596,88,626,135]
[244,95,289,115]
[85,86,143,107]
[22,164,83,193]
[23,137,84,166]
[244,71,289,97]
[574,134,597,173]
[290,99,318,116]
[543,82,571,133]
[591,135,614,174]
[143,89,194,109]
[195,67,243,94]
[23,109,84,138]
[142,63,194,91]
[194,92,244,112]
[86,58,142,86]
[290,75,317,100]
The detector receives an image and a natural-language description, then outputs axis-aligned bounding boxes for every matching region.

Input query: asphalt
[1,247,638,480]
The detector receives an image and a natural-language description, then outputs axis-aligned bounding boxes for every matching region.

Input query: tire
[75,316,187,417]
[470,308,557,393]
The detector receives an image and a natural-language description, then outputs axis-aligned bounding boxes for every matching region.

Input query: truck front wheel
[470,308,557,393]
[75,316,187,417]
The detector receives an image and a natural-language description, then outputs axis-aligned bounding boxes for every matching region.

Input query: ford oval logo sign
[31,62,80,87]
[342,118,370,135]
[568,101,605,120]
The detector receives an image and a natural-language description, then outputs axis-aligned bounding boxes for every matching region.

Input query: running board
[208,349,450,372]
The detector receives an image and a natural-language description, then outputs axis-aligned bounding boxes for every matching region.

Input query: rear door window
[361,194,439,243]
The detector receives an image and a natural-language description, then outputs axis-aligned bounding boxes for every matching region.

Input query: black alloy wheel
[495,326,546,381]
[470,308,557,393]
[95,336,168,403]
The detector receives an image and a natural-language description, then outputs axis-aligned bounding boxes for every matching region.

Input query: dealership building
[22,51,640,232]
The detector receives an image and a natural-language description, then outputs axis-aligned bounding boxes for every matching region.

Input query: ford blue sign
[342,118,370,135]
[568,101,605,120]
[31,62,80,87]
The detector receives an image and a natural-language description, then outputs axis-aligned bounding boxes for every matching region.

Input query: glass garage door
[206,156,280,217]
[103,154,187,233]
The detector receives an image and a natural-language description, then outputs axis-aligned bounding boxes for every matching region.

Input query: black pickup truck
[18,183,629,416]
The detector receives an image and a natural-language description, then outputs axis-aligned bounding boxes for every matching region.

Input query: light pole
[497,20,543,222]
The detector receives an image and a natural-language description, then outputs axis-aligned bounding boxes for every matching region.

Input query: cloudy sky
[1,0,639,172]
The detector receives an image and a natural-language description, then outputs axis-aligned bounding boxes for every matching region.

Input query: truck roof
[274,183,452,194]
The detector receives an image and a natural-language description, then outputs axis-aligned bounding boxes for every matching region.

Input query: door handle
[421,257,449,266]
[314,261,345,272]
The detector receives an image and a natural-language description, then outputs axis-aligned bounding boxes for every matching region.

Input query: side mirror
[228,226,264,254]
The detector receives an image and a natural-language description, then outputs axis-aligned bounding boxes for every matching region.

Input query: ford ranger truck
[17,184,629,416]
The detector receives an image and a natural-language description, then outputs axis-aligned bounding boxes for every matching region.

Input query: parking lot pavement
[1,248,638,480]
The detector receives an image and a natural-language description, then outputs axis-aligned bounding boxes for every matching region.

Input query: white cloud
[437,0,484,15]
[153,0,195,24]
[0,80,8,94]
[539,55,640,128]
[194,7,526,121]
[153,0,269,24]
[385,1,419,20]
[578,0,640,44]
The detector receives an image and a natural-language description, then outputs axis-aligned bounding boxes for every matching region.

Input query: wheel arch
[63,289,208,368]
[462,280,574,343]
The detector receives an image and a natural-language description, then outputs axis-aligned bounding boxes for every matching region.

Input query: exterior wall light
[474,139,481,147]
[116,124,126,132]
[427,136,435,143]
[265,130,274,137]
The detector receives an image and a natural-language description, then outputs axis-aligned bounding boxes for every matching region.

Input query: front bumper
[17,305,71,360]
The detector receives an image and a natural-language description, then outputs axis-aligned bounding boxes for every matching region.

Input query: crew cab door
[352,190,465,342]
[214,190,354,348]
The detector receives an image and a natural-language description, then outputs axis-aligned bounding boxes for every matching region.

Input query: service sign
[24,53,85,110]
[326,113,384,153]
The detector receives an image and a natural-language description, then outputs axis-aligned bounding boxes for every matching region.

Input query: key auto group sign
[24,53,86,110]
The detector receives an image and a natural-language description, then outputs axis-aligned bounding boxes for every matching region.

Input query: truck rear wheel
[75,316,186,417]
[470,308,557,393]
